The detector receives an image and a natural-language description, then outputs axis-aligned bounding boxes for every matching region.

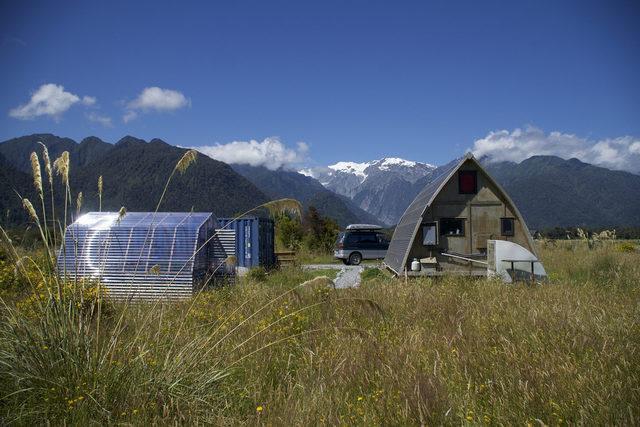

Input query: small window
[440,218,465,236]
[358,232,378,244]
[458,170,477,194]
[501,218,515,236]
[422,222,438,245]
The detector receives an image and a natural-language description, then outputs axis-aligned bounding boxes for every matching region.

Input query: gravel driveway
[303,264,365,288]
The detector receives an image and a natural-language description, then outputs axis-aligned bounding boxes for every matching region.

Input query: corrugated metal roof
[57,212,215,299]
[383,156,467,274]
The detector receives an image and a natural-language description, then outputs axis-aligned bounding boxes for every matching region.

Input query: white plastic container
[411,258,421,272]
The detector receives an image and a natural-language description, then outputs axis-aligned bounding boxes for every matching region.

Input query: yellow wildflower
[256,405,264,413]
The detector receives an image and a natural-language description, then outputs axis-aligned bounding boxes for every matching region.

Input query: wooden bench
[275,251,296,267]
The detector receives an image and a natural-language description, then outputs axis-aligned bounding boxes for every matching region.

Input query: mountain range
[302,155,640,230]
[2,134,640,230]
[0,134,377,227]
[301,158,438,225]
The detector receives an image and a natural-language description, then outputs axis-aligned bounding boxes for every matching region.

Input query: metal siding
[56,212,214,299]
[384,158,466,274]
[211,229,236,274]
[216,217,275,268]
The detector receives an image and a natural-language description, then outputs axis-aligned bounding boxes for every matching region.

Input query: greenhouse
[57,212,222,299]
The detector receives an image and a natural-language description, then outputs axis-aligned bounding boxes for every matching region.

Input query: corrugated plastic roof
[57,212,214,299]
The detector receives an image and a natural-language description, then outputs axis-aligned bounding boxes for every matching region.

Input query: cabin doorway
[470,204,501,253]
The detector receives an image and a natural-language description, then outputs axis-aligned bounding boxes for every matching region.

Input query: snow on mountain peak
[328,161,371,178]
[377,157,416,170]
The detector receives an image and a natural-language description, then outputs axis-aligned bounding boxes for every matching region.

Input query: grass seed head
[76,192,83,214]
[261,198,302,218]
[175,149,198,174]
[53,151,70,185]
[37,142,53,185]
[117,206,127,222]
[225,255,237,268]
[30,152,43,196]
[22,198,39,222]
[98,175,103,194]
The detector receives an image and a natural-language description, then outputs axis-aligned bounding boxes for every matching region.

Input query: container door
[244,222,252,267]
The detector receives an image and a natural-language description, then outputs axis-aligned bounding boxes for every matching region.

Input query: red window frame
[458,170,477,194]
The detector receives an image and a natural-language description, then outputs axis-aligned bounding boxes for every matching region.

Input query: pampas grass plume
[22,198,39,222]
[175,149,198,174]
[30,152,43,196]
[37,142,53,185]
[53,151,70,185]
[261,198,302,218]
[76,192,83,215]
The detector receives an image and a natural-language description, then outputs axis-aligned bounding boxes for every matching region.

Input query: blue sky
[1,0,639,171]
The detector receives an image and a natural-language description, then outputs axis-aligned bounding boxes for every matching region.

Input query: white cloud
[123,87,189,122]
[9,83,96,120]
[123,110,138,124]
[197,137,309,170]
[86,112,112,127]
[472,126,640,174]
[81,96,97,106]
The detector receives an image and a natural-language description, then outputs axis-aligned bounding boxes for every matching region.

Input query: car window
[357,232,378,244]
[344,233,360,244]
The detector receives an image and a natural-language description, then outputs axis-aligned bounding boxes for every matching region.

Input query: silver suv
[334,224,390,265]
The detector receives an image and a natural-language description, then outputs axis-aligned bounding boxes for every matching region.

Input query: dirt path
[302,264,364,288]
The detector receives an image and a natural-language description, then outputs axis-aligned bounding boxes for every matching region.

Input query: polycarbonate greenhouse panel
[57,212,216,299]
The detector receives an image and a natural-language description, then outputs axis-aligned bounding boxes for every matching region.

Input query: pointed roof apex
[464,152,475,160]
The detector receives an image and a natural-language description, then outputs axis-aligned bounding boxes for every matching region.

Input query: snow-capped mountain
[300,157,437,225]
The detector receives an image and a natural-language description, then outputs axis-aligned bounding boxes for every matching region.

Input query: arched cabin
[384,153,538,276]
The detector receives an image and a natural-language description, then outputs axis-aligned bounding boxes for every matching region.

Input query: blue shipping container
[215,217,275,268]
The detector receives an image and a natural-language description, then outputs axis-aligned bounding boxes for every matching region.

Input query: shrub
[616,241,637,253]
[247,266,268,282]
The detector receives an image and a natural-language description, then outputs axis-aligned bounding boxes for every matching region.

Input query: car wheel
[348,252,362,266]
[341,259,349,265]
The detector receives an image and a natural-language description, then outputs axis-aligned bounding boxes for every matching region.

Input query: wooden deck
[405,269,487,277]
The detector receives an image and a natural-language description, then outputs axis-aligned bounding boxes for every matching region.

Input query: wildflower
[357,396,364,401]
[256,405,264,413]
[466,415,473,421]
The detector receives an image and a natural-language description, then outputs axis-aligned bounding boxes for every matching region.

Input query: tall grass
[0,145,638,424]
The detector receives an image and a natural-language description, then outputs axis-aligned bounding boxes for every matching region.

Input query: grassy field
[0,240,638,425]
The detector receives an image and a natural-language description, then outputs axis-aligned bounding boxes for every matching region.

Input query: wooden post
[530,261,535,286]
